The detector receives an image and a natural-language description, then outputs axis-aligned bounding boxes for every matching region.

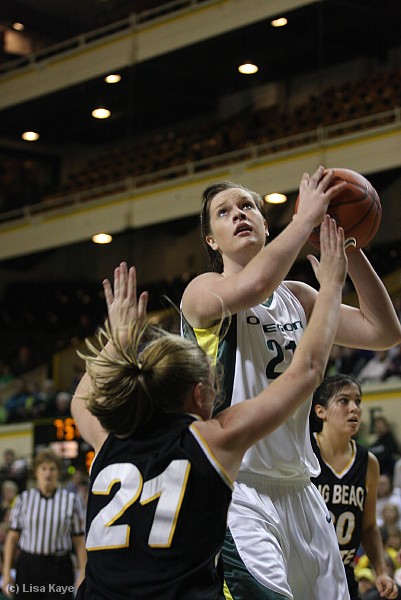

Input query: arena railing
[0,106,400,227]
[0,0,214,75]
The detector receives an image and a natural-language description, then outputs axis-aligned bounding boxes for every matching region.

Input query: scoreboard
[34,416,94,472]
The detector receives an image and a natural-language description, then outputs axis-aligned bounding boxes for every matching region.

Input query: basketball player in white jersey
[181,165,401,600]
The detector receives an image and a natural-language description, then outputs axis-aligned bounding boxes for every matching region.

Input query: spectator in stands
[65,469,89,507]
[0,481,18,523]
[355,527,401,597]
[325,345,370,377]
[369,416,400,478]
[54,391,72,416]
[359,554,401,599]
[40,378,57,402]
[33,378,57,417]
[3,378,39,423]
[43,390,72,418]
[356,568,376,598]
[376,474,401,528]
[381,503,401,532]
[383,344,401,381]
[384,526,401,565]
[0,450,28,493]
[357,350,391,384]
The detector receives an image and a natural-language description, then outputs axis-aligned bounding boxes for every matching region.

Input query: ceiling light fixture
[271,17,288,27]
[92,108,111,119]
[264,193,287,204]
[104,74,121,84]
[12,22,25,31]
[92,233,113,244]
[238,63,259,75]
[21,131,39,141]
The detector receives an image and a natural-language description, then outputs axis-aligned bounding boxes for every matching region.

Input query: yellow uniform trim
[193,325,221,367]
[223,580,234,599]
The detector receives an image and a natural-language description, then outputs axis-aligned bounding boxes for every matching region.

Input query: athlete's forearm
[361,525,388,576]
[2,530,19,575]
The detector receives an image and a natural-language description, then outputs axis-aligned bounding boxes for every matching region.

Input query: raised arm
[195,216,348,480]
[291,247,401,350]
[71,263,148,452]
[182,166,347,327]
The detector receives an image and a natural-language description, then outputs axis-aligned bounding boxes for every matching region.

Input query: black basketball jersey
[78,412,232,600]
[311,434,368,600]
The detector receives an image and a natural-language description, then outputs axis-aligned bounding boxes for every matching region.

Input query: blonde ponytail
[77,318,211,436]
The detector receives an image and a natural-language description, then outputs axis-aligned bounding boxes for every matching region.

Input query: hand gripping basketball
[295,168,382,250]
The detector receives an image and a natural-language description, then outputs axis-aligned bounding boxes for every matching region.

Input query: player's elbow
[375,318,401,349]
[306,357,326,391]
[291,355,326,396]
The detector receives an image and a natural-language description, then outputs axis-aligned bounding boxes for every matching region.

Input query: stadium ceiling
[0,0,400,147]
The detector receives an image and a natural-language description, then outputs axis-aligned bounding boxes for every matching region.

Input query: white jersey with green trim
[234,283,320,479]
[182,283,320,480]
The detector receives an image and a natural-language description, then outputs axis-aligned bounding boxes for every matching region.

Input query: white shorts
[228,474,350,600]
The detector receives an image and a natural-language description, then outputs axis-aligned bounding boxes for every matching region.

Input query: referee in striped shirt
[2,448,86,599]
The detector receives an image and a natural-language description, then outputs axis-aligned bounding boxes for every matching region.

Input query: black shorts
[15,551,74,599]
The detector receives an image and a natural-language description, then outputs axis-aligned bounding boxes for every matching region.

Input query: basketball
[295,168,382,250]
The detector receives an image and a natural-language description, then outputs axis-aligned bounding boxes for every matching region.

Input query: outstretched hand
[307,215,350,288]
[103,262,148,344]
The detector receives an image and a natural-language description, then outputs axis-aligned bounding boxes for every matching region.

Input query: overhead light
[12,22,25,31]
[264,193,287,204]
[21,131,39,141]
[104,74,121,84]
[238,63,259,75]
[92,108,111,119]
[92,233,113,244]
[271,17,288,27]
